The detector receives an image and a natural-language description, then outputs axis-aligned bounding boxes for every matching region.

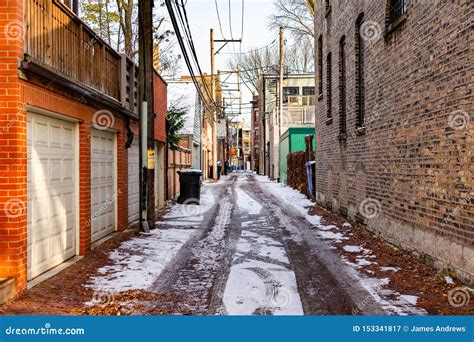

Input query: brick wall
[314,0,473,283]
[154,71,167,143]
[154,71,168,202]
[0,0,27,288]
[0,0,134,290]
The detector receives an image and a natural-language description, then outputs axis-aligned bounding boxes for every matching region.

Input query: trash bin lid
[178,169,202,175]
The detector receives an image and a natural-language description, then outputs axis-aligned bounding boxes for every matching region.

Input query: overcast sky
[157,0,278,119]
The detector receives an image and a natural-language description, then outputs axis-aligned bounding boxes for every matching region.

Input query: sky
[157,0,278,120]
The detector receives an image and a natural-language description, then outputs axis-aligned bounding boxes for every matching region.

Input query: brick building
[250,95,260,173]
[314,0,473,283]
[0,0,167,298]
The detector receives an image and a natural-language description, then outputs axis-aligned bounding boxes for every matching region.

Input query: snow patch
[222,260,304,316]
[235,188,262,215]
[87,229,195,293]
[343,245,364,253]
[317,231,348,242]
[400,295,419,306]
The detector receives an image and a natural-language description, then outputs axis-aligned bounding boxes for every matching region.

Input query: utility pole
[210,28,218,180]
[277,26,284,182]
[138,0,155,231]
[211,29,242,178]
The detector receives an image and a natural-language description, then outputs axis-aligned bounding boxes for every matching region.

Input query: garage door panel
[91,129,116,242]
[27,113,77,280]
[128,141,140,223]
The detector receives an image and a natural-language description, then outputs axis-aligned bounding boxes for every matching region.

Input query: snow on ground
[255,175,314,218]
[87,185,216,294]
[224,228,304,316]
[343,245,364,253]
[317,231,348,242]
[254,175,427,315]
[87,229,195,293]
[235,187,263,215]
[223,259,304,315]
[223,193,304,316]
[162,184,215,222]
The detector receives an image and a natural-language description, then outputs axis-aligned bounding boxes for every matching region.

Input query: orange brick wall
[154,71,168,202]
[154,71,167,143]
[0,0,27,289]
[0,1,168,293]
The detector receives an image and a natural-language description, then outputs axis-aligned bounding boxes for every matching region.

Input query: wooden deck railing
[24,0,138,114]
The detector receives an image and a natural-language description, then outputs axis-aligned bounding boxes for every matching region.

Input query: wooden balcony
[22,0,138,116]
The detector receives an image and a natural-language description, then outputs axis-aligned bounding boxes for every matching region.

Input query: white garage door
[128,140,140,223]
[27,113,77,280]
[91,129,116,242]
[155,143,165,208]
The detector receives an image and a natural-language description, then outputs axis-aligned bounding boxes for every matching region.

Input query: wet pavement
[4,172,468,316]
[145,173,377,315]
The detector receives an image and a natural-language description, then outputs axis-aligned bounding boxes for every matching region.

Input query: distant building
[257,73,316,180]
[250,95,260,172]
[175,74,222,180]
[241,118,251,170]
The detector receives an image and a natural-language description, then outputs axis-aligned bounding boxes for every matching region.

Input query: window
[339,36,347,136]
[388,0,407,25]
[326,53,332,121]
[318,35,323,97]
[355,14,366,129]
[283,87,299,103]
[303,87,315,96]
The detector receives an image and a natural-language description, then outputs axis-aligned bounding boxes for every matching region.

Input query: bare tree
[268,0,314,41]
[116,0,135,56]
[228,42,314,92]
[228,46,276,92]
[81,0,180,76]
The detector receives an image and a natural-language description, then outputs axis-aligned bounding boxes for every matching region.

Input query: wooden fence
[167,147,192,200]
[24,0,138,114]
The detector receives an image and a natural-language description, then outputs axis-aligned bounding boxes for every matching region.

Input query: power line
[174,0,221,115]
[214,0,225,39]
[228,0,234,40]
[240,0,245,40]
[165,0,219,116]
[218,39,276,55]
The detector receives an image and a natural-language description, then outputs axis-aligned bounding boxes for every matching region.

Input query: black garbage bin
[177,169,202,204]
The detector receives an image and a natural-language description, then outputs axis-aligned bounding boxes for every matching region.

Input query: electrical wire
[240,0,245,40]
[218,39,277,55]
[165,0,219,116]
[173,0,221,116]
[214,0,225,39]
[228,0,234,40]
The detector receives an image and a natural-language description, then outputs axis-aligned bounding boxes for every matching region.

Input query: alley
[1,172,471,316]
[80,172,365,315]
